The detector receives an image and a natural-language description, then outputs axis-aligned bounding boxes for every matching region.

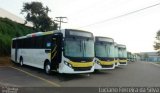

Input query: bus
[134,54,138,62]
[131,53,134,62]
[127,51,132,62]
[117,44,127,65]
[94,36,115,70]
[131,53,137,62]
[114,42,119,67]
[11,29,95,74]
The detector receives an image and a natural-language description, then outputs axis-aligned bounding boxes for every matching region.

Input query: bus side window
[23,38,27,48]
[32,37,36,48]
[38,36,43,48]
[33,37,40,48]
[44,35,52,49]
[12,40,15,48]
[19,39,23,48]
[25,38,31,49]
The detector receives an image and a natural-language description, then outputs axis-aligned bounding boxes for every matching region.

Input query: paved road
[0,61,160,87]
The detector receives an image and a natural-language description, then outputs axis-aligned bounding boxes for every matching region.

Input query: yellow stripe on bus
[48,53,51,59]
[119,60,127,62]
[114,59,119,63]
[99,60,115,65]
[43,31,53,35]
[51,51,57,59]
[52,45,57,53]
[68,61,93,67]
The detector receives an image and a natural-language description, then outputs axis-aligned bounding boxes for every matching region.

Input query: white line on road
[9,66,61,87]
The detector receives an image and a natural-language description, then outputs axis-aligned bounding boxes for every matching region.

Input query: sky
[0,0,160,53]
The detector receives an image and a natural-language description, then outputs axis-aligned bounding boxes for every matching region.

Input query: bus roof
[95,36,114,43]
[114,42,118,46]
[12,29,63,40]
[12,29,93,40]
[117,44,126,48]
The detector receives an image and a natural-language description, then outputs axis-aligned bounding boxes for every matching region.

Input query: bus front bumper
[58,61,95,74]
[118,60,128,66]
[94,61,115,70]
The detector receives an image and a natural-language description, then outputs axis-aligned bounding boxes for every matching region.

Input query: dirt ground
[0,57,12,66]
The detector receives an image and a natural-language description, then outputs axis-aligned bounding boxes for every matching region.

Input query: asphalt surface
[0,61,160,87]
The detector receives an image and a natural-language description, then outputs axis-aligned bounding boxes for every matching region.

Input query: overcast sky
[1,0,160,53]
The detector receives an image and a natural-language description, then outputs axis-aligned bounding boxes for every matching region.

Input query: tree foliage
[143,53,149,58]
[154,30,160,55]
[21,1,57,32]
[143,53,149,61]
[0,17,33,56]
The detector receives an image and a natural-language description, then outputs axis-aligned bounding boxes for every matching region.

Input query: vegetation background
[0,17,33,56]
[0,2,58,57]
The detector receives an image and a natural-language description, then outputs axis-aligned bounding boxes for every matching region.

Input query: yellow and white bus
[114,42,119,67]
[117,44,127,65]
[94,36,115,70]
[11,29,95,74]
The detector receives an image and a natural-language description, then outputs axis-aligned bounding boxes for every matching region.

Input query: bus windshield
[64,38,94,58]
[118,48,127,58]
[114,46,119,58]
[95,43,114,58]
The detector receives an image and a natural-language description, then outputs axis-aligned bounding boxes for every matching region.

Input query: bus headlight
[96,60,101,65]
[64,61,72,68]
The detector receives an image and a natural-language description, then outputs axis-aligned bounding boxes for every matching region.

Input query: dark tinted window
[23,38,31,48]
[12,40,16,48]
[42,34,52,49]
[12,34,53,49]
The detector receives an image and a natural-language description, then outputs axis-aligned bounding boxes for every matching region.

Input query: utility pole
[54,17,68,30]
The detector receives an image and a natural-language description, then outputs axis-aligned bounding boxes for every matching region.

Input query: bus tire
[44,62,51,75]
[19,57,23,66]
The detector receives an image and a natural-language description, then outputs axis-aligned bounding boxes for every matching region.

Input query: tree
[21,1,57,32]
[143,53,149,61]
[154,30,160,55]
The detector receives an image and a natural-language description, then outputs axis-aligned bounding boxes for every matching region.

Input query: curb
[149,62,160,67]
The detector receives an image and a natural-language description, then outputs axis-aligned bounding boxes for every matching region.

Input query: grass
[156,62,160,64]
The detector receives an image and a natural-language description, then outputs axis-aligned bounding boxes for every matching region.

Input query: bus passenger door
[51,34,62,70]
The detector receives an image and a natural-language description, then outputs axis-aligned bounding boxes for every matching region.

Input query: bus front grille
[73,67,92,71]
[101,64,113,68]
[119,62,127,64]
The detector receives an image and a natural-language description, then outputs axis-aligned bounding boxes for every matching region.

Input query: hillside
[0,8,33,27]
[0,17,33,56]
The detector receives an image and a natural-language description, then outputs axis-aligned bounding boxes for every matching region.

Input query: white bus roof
[95,36,114,43]
[12,30,61,40]
[117,44,126,48]
[12,29,93,40]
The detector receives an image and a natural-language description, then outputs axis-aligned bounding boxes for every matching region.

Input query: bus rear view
[94,36,115,70]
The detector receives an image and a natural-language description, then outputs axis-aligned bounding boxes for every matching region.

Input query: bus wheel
[44,62,51,75]
[20,57,23,66]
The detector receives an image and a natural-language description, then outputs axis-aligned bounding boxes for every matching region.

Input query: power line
[79,2,160,28]
[67,0,131,17]
[54,17,68,30]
